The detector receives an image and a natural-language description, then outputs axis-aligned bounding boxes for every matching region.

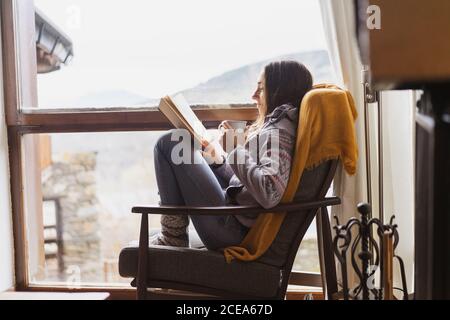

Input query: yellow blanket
[223,84,358,263]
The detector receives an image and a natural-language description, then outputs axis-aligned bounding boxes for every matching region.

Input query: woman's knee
[155,129,187,155]
[155,129,198,164]
[155,130,175,154]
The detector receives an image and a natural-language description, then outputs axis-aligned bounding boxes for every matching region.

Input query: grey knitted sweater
[212,104,298,228]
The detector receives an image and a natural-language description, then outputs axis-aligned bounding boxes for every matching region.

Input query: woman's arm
[227,128,294,209]
[210,161,235,185]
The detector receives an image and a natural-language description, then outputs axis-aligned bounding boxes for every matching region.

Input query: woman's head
[251,60,313,128]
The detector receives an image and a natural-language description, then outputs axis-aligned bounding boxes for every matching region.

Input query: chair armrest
[132,197,341,216]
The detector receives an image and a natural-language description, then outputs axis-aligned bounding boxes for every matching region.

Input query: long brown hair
[251,60,313,132]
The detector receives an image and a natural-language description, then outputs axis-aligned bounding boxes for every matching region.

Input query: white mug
[223,120,247,130]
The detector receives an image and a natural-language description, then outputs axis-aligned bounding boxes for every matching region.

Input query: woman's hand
[218,121,247,152]
[201,139,227,165]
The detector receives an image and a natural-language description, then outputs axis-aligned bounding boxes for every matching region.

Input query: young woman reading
[151,60,313,249]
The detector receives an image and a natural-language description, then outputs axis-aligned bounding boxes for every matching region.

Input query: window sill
[12,105,259,133]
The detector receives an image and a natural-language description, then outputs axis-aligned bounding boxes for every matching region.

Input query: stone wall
[42,152,102,282]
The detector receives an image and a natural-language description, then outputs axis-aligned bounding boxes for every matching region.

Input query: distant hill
[176,50,335,105]
[67,50,334,108]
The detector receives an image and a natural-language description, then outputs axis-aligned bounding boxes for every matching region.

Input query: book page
[170,94,210,141]
[159,97,189,131]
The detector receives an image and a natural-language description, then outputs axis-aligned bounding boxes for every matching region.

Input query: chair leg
[316,207,338,300]
[316,210,327,297]
[137,214,149,300]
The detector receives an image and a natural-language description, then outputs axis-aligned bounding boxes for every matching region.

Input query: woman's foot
[149,215,189,247]
[149,232,189,247]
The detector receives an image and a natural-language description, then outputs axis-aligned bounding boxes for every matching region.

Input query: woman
[151,60,313,250]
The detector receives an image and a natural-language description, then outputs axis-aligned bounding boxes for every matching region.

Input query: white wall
[370,90,416,294]
[0,20,15,291]
[356,95,415,295]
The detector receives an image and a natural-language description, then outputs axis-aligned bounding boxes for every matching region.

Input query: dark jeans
[154,130,249,250]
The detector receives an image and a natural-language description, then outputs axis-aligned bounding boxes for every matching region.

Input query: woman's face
[252,73,266,115]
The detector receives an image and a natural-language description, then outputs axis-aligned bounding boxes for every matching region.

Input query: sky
[35,0,328,108]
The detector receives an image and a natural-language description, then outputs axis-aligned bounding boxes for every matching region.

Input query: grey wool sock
[150,214,189,247]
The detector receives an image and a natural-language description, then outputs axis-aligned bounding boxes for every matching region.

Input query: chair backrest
[257,159,338,297]
[255,84,355,298]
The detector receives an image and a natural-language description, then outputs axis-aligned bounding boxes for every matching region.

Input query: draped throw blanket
[223,84,358,263]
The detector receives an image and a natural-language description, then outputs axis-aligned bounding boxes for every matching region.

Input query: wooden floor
[1,288,323,300]
[0,291,110,300]
[286,291,324,300]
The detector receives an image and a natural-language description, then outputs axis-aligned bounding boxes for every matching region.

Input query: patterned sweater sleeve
[227,128,294,209]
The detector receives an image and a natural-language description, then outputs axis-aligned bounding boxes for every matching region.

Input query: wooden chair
[119,160,340,300]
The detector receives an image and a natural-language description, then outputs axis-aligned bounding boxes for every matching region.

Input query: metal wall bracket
[362,65,379,104]
[361,65,384,223]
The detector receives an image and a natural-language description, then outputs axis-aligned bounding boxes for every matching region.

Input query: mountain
[62,50,334,108]
[176,50,335,105]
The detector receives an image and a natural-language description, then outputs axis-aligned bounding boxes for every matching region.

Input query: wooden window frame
[2,0,321,296]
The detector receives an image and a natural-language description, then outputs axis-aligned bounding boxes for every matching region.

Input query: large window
[3,0,335,291]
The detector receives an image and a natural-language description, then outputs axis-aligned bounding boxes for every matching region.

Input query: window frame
[2,0,322,295]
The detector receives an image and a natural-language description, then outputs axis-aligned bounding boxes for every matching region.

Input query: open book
[158,94,210,143]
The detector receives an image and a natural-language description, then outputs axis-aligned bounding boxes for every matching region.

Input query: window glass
[26,132,162,285]
[25,130,328,285]
[21,0,337,286]
[33,0,334,109]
